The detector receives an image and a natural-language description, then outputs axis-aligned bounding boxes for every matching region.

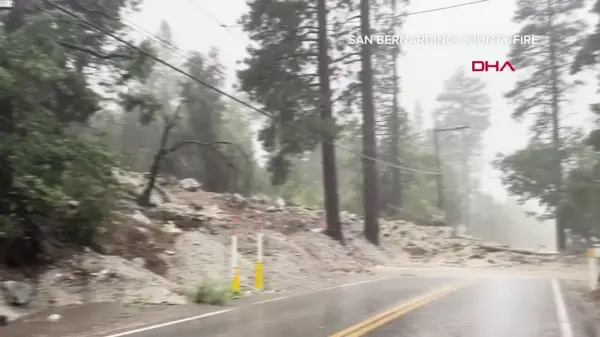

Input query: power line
[44,0,441,175]
[390,0,489,19]
[208,0,491,29]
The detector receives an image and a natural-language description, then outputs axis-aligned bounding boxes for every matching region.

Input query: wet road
[94,274,574,337]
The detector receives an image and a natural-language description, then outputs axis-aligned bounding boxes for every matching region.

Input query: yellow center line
[329,279,472,337]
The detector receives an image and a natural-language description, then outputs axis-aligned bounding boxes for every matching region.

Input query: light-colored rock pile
[0,173,558,318]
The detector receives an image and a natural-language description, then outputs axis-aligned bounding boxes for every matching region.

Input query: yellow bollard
[232,267,240,293]
[255,231,264,290]
[254,261,263,290]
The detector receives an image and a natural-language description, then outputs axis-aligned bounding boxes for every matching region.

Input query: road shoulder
[1,273,391,337]
[560,280,600,337]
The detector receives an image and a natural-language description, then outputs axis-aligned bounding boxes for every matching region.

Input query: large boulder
[179,178,201,191]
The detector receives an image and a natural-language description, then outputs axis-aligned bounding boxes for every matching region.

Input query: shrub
[192,280,232,305]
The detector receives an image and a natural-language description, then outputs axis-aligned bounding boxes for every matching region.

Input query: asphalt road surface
[86,273,578,337]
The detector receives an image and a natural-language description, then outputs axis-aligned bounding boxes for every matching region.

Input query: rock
[131,210,152,226]
[188,200,203,210]
[275,198,285,207]
[135,226,149,234]
[0,315,6,326]
[2,281,33,306]
[403,241,431,255]
[164,250,176,255]
[179,178,201,191]
[162,221,183,234]
[250,194,269,204]
[429,216,446,227]
[132,257,146,268]
[266,206,280,213]
[47,314,61,322]
[229,193,247,209]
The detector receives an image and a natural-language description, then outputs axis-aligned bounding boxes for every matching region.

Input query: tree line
[1,0,598,268]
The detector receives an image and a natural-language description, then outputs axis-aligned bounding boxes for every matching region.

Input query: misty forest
[1,0,600,270]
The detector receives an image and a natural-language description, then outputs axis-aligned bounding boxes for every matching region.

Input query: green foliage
[494,141,560,213]
[0,1,156,266]
[506,0,584,136]
[191,280,232,306]
[499,0,585,248]
[494,131,593,225]
[237,0,322,185]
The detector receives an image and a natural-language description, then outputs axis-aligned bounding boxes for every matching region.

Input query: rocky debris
[2,281,33,306]
[0,171,561,320]
[378,221,556,267]
[22,253,188,308]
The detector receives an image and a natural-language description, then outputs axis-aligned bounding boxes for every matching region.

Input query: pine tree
[435,67,491,227]
[502,0,585,250]
[372,0,408,217]
[360,0,379,244]
[237,0,361,242]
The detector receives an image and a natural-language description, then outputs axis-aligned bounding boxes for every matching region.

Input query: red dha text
[471,60,515,72]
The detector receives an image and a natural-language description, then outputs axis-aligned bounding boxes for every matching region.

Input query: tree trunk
[317,0,343,243]
[360,0,380,245]
[139,119,174,206]
[547,0,566,251]
[389,0,402,213]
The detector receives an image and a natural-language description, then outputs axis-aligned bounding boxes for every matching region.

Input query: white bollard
[231,234,240,293]
[588,247,598,291]
[257,232,263,263]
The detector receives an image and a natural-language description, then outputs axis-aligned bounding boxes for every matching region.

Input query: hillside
[0,172,560,322]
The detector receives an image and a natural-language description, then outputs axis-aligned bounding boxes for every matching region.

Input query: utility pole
[432,123,469,222]
[317,0,343,243]
[432,129,444,211]
[460,127,470,230]
[360,0,380,245]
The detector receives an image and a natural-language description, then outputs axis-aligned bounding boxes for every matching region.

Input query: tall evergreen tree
[372,0,408,217]
[360,0,380,245]
[317,0,343,242]
[435,67,491,227]
[501,0,585,250]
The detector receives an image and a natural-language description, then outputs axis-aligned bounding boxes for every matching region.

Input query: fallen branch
[455,234,483,241]
[478,244,557,256]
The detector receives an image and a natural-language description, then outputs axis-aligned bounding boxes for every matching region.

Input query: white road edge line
[101,277,389,337]
[102,309,234,337]
[552,278,573,337]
